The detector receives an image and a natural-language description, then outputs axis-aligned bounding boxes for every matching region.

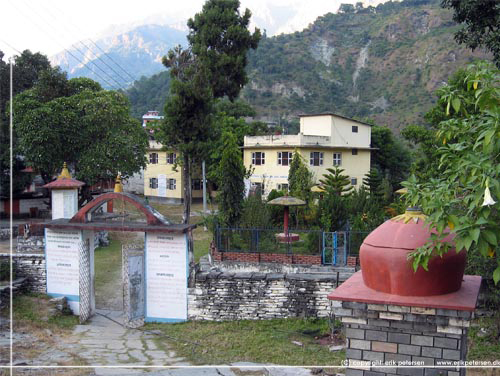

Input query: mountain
[121,0,491,131]
[50,24,187,89]
[241,0,491,131]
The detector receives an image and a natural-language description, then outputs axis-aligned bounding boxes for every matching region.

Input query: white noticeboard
[45,228,82,314]
[158,174,167,197]
[145,233,187,322]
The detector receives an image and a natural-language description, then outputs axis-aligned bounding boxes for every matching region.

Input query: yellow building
[243,113,372,196]
[143,139,208,204]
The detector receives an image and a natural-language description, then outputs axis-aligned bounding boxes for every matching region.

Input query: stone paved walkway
[65,310,189,367]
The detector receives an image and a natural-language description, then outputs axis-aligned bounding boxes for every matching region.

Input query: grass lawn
[467,314,500,361]
[145,317,345,367]
[12,293,79,331]
[94,237,122,293]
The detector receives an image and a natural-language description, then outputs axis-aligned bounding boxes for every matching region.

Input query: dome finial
[114,174,123,193]
[58,162,72,179]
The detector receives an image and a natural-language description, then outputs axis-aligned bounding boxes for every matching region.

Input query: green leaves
[403,61,500,284]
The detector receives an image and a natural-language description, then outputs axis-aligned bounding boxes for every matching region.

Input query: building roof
[43,178,85,190]
[42,163,85,190]
[298,112,374,127]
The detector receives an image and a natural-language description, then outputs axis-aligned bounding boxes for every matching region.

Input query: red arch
[69,192,170,226]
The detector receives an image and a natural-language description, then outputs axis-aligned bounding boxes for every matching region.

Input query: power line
[6,0,121,90]
[0,39,22,56]
[33,1,136,86]
[50,4,138,84]
[16,0,126,90]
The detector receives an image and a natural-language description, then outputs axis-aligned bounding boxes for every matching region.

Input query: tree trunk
[182,154,191,224]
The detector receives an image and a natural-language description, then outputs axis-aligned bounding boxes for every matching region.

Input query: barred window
[352,148,358,155]
[149,178,158,189]
[167,153,177,164]
[252,152,265,165]
[310,152,323,166]
[277,183,289,192]
[352,125,358,133]
[333,153,342,166]
[351,178,357,186]
[149,153,158,164]
[167,179,176,190]
[277,151,292,166]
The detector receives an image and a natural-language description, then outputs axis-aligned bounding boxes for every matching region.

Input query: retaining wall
[188,271,340,321]
[0,254,46,293]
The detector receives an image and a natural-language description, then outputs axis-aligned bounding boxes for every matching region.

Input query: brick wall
[332,301,472,376]
[188,271,339,320]
[210,242,322,265]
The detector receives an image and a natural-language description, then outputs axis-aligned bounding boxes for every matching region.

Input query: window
[167,153,177,164]
[310,152,323,166]
[277,183,289,192]
[252,182,263,195]
[352,148,358,155]
[167,179,176,190]
[192,179,202,190]
[352,125,358,133]
[252,152,265,165]
[149,178,158,189]
[149,153,158,164]
[351,178,357,186]
[278,151,292,166]
[333,153,342,166]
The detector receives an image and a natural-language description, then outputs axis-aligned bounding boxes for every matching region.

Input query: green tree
[318,192,349,232]
[0,50,53,196]
[13,71,147,205]
[187,0,261,100]
[216,131,246,226]
[441,0,500,66]
[403,61,500,286]
[370,125,411,188]
[363,167,383,200]
[160,46,213,224]
[319,167,353,196]
[288,151,314,201]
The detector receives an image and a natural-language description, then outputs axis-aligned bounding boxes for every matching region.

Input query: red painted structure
[328,271,481,311]
[44,192,195,234]
[70,192,167,226]
[359,211,466,296]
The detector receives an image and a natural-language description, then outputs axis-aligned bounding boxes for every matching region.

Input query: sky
[0,0,386,60]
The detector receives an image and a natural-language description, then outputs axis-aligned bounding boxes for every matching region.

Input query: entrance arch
[69,192,170,226]
[43,192,196,326]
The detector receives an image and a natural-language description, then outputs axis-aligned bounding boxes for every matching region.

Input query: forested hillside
[127,0,491,129]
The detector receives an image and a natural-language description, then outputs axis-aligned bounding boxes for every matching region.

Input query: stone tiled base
[333,300,471,376]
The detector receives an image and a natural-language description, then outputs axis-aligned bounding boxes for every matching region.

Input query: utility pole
[202,160,207,231]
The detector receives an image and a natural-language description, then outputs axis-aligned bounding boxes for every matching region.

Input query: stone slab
[327,271,481,311]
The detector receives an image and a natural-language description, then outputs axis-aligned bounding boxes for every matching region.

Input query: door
[122,245,145,328]
[322,232,347,266]
[79,239,91,323]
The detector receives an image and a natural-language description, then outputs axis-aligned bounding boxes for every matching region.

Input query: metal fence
[214,226,371,265]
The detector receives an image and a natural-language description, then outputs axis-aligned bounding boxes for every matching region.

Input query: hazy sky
[0,0,382,59]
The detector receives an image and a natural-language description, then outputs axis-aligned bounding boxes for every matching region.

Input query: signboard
[45,228,82,313]
[145,233,187,322]
[158,174,167,197]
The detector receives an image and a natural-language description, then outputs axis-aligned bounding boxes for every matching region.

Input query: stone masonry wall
[188,271,338,321]
[332,301,471,376]
[0,254,46,293]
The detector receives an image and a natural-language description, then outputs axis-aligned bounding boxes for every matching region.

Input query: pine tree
[319,167,353,196]
[217,131,246,226]
[288,151,314,201]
